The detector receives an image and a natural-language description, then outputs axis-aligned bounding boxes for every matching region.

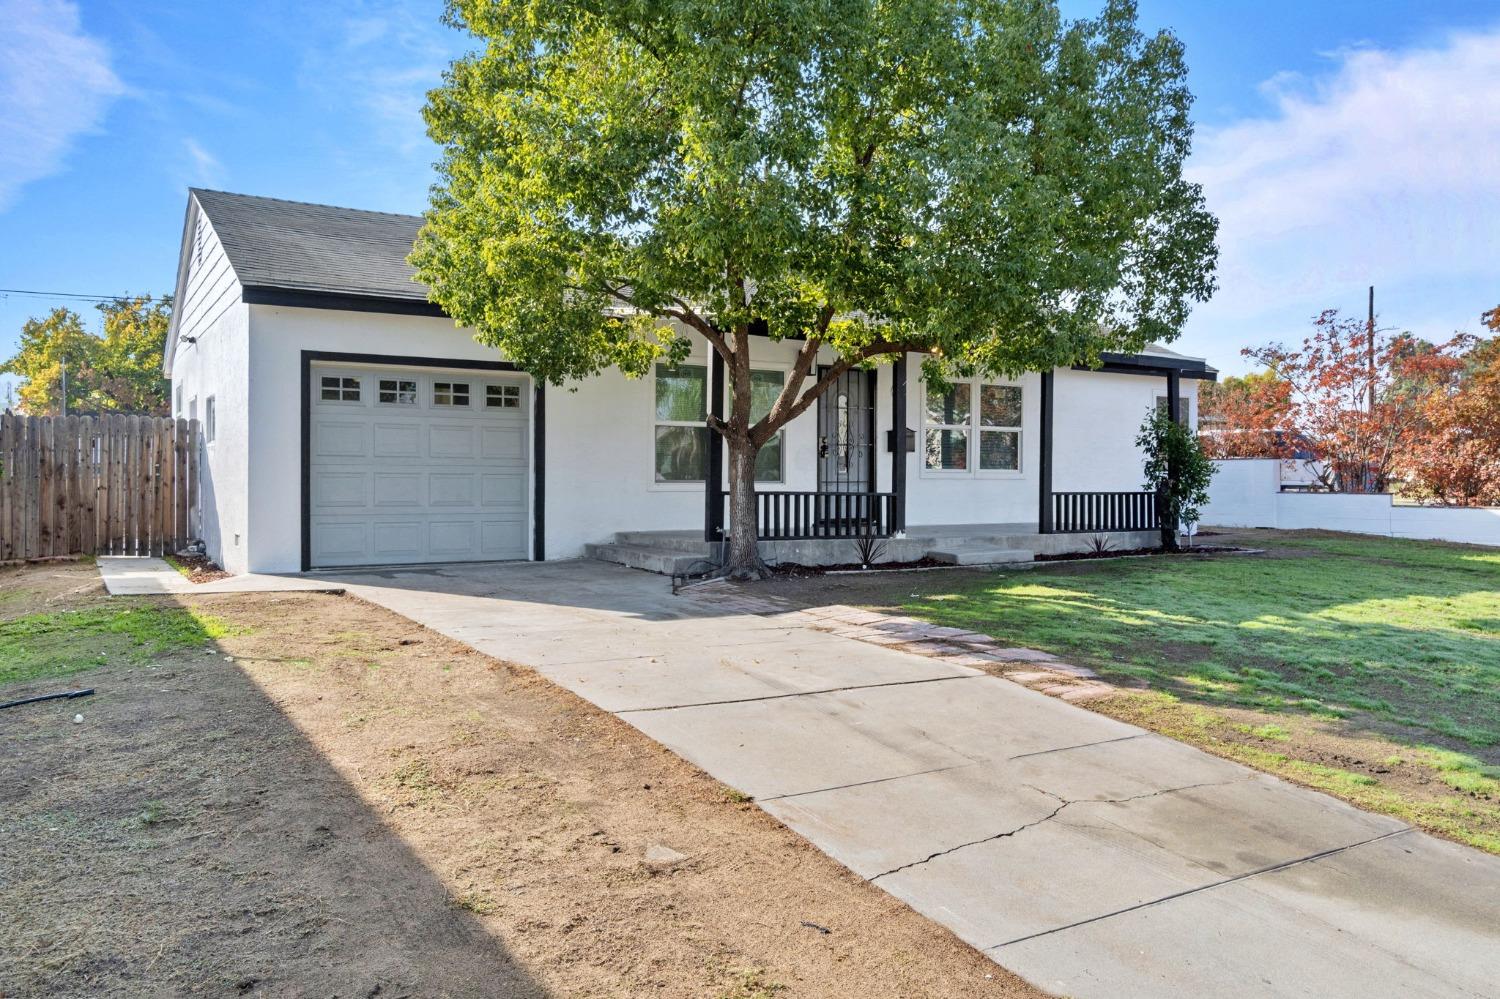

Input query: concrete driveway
[321,559,1500,998]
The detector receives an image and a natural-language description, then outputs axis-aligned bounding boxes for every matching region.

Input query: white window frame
[651,360,709,489]
[204,395,216,445]
[378,377,419,406]
[432,380,472,407]
[920,379,1024,478]
[748,366,786,484]
[318,374,363,405]
[485,383,523,410]
[1155,394,1191,427]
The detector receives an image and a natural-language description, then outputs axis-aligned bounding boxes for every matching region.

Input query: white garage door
[309,364,530,567]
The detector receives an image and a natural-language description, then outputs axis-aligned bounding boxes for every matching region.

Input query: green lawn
[0,605,241,687]
[910,534,1500,747]
[898,531,1500,851]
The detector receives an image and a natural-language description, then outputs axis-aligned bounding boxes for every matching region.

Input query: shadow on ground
[0,598,547,998]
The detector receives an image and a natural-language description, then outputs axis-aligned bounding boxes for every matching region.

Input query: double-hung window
[1155,395,1190,426]
[749,369,784,483]
[654,363,707,482]
[923,381,1023,473]
[652,364,787,483]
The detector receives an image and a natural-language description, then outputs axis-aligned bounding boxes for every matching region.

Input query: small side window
[205,396,217,443]
[486,384,521,409]
[433,381,470,406]
[379,378,418,405]
[320,375,360,402]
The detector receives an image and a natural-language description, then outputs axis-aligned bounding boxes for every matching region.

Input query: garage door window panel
[433,381,470,407]
[379,379,418,405]
[320,375,362,404]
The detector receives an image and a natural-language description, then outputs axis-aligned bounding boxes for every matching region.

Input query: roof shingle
[191,188,429,302]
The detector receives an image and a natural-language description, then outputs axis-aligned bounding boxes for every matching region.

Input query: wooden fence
[0,413,200,562]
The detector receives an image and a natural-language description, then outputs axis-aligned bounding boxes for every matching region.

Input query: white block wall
[1202,458,1500,547]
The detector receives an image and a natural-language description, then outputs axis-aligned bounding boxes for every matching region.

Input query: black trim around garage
[249,286,448,318]
[298,350,545,571]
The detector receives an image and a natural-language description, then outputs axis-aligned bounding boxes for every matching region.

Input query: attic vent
[193,217,207,267]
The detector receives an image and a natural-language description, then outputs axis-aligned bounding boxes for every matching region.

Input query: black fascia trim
[299,350,545,571]
[1078,352,1218,381]
[246,285,448,318]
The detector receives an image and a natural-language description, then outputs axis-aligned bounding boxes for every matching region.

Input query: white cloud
[0,0,124,210]
[182,137,225,187]
[1184,24,1500,368]
[297,2,464,156]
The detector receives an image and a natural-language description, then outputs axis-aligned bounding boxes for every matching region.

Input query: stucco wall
[1050,367,1198,493]
[193,300,1204,570]
[1202,458,1500,546]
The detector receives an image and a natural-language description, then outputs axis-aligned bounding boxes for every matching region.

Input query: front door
[816,368,875,494]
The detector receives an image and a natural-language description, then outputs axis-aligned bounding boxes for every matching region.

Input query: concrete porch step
[925,546,1035,566]
[585,542,715,576]
[612,531,715,554]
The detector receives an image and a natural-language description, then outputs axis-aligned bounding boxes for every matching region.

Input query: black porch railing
[1049,490,1160,533]
[716,490,898,541]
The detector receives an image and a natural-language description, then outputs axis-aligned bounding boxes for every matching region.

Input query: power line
[0,287,149,303]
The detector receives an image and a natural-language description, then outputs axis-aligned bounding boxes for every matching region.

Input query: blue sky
[2,0,1498,404]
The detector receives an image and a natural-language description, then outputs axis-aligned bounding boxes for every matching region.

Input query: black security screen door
[817,367,876,494]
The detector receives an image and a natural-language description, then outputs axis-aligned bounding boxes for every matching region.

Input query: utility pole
[1366,285,1376,414]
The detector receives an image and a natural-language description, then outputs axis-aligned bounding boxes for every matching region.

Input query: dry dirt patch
[0,563,1040,998]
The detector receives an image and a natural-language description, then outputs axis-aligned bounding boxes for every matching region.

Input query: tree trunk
[722,434,767,580]
[1157,483,1179,552]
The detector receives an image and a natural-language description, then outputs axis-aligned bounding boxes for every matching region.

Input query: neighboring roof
[189,188,437,311]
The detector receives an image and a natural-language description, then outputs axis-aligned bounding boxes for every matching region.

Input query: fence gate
[0,413,200,562]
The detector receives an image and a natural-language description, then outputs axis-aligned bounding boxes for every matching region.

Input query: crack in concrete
[756,763,977,803]
[1006,733,1146,761]
[987,827,1415,951]
[615,673,981,714]
[868,778,1245,882]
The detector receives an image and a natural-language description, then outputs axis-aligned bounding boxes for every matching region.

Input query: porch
[590,343,1213,574]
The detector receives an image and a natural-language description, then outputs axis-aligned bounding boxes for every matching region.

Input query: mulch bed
[166,553,232,583]
[769,556,949,577]
[1035,545,1246,562]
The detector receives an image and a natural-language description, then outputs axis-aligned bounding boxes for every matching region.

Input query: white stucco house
[165,189,1215,575]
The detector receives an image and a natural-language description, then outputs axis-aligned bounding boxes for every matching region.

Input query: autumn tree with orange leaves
[1244,311,1471,494]
[1197,369,1293,458]
[1396,334,1500,506]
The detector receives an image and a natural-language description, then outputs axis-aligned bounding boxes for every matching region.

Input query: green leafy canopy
[412,0,1218,393]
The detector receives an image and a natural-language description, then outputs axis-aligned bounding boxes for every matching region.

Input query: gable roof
[167,188,1215,381]
[189,188,437,311]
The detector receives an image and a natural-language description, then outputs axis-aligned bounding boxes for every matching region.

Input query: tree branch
[749,338,926,447]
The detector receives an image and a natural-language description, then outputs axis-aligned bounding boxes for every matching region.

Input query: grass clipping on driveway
[0,562,1038,999]
[883,531,1498,853]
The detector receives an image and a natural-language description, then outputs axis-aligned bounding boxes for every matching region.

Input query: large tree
[1,296,172,416]
[1197,369,1293,459]
[1244,311,1471,494]
[412,0,1218,576]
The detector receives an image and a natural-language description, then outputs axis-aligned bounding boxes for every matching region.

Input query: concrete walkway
[97,557,346,596]
[316,559,1499,998]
